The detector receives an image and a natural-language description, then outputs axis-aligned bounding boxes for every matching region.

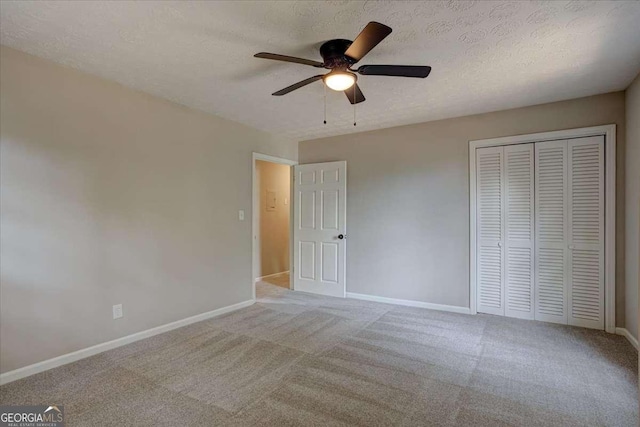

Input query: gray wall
[299,93,627,327]
[0,46,297,373]
[625,73,640,340]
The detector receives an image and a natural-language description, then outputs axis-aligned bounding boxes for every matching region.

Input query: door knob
[338,234,345,240]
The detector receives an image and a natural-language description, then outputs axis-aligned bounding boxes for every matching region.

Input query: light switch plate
[238,210,245,221]
[113,304,123,319]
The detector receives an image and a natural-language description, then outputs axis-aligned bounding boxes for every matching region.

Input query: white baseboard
[255,270,289,282]
[615,327,639,351]
[346,292,471,315]
[0,299,255,385]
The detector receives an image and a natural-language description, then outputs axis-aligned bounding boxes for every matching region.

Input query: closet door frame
[469,124,616,333]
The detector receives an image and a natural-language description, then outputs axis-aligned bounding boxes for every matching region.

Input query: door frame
[252,152,297,300]
[468,124,617,333]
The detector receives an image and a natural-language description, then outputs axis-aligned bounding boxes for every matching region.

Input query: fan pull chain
[353,85,357,126]
[323,82,327,125]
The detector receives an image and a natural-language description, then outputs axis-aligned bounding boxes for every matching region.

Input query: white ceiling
[1,1,639,141]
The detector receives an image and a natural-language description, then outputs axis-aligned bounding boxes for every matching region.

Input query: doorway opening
[252,153,296,299]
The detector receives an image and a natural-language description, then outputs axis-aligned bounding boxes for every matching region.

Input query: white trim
[603,126,616,334]
[469,125,616,332]
[255,270,289,283]
[252,152,298,299]
[469,125,617,148]
[252,152,297,166]
[616,328,639,351]
[0,299,255,385]
[346,292,471,315]
[469,139,477,315]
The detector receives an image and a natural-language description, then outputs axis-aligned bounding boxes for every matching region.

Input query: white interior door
[567,136,604,329]
[476,146,505,315]
[534,140,569,324]
[293,161,346,297]
[504,144,535,319]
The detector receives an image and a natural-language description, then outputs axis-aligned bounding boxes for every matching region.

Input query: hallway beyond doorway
[261,271,290,289]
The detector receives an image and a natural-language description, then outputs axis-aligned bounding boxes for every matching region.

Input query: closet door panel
[476,146,504,315]
[504,144,535,319]
[534,140,568,324]
[568,136,604,329]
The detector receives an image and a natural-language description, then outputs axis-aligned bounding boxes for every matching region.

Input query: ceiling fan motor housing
[320,39,355,69]
[254,21,430,105]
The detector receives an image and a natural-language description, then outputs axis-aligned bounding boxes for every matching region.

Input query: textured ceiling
[1,1,640,141]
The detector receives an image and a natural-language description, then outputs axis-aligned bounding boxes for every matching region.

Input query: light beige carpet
[1,282,637,426]
[262,271,290,289]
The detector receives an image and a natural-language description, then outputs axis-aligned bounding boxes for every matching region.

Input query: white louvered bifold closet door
[504,144,535,319]
[477,137,605,329]
[476,146,504,315]
[534,140,569,324]
[567,136,604,329]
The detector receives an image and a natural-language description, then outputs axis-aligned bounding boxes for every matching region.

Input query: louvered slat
[477,147,504,315]
[571,249,601,321]
[536,146,565,243]
[504,144,534,319]
[534,140,568,324]
[536,248,565,316]
[506,247,533,313]
[568,136,604,329]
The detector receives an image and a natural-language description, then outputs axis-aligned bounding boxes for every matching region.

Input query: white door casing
[293,161,346,297]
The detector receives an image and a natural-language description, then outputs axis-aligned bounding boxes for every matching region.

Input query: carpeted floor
[262,271,290,289]
[1,282,637,426]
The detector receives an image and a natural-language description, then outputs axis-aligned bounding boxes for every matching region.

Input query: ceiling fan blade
[255,52,324,68]
[357,65,432,78]
[344,22,392,63]
[272,75,324,96]
[344,84,365,104]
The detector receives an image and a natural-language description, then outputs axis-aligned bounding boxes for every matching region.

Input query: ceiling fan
[254,22,431,105]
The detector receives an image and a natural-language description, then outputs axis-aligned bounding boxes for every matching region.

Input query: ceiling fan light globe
[324,71,356,91]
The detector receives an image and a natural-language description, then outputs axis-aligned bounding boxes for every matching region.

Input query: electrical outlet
[238,210,245,221]
[113,304,123,319]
